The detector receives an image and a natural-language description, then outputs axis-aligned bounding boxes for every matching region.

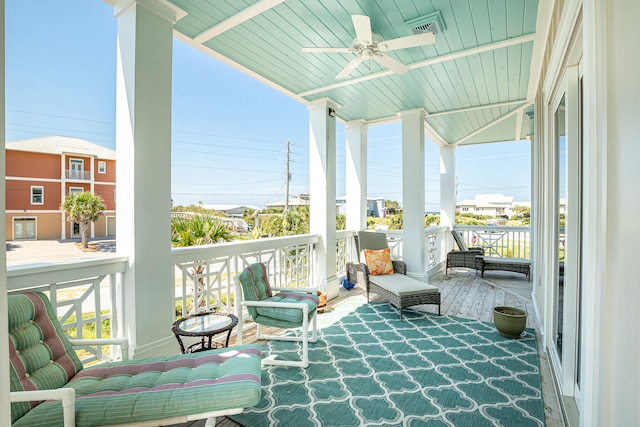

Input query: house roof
[6,136,116,160]
[159,0,543,146]
[202,204,262,212]
[265,194,311,207]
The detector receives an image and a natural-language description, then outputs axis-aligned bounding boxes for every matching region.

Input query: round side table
[172,311,238,353]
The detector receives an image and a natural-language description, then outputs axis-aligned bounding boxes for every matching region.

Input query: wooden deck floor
[176,267,564,427]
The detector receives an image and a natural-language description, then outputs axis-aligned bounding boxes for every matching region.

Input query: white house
[201,204,261,219]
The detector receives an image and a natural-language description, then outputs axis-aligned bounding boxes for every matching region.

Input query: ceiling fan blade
[377,33,436,51]
[336,56,364,79]
[302,47,355,53]
[374,53,410,75]
[352,15,372,45]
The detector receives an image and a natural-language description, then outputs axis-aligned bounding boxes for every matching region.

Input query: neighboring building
[456,194,517,218]
[336,196,386,218]
[5,136,116,241]
[265,194,310,209]
[201,204,262,218]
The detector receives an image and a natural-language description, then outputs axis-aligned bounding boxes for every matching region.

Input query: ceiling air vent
[404,11,445,35]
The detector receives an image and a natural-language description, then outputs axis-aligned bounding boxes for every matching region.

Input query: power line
[172,164,282,174]
[8,109,114,125]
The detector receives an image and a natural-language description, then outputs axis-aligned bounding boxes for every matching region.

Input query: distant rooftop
[6,136,116,160]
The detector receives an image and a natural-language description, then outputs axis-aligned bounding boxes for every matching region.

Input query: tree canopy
[61,192,106,248]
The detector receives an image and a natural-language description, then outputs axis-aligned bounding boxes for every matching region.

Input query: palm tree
[61,192,106,248]
[171,214,233,312]
[170,214,232,247]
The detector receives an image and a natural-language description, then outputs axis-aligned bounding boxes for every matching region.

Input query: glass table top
[178,313,234,334]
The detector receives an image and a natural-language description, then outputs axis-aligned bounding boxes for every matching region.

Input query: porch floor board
[176,267,564,427]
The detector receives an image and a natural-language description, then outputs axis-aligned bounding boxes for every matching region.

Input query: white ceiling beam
[427,100,528,117]
[514,108,524,141]
[454,102,532,146]
[423,121,448,148]
[298,34,536,98]
[527,0,555,100]
[193,0,286,43]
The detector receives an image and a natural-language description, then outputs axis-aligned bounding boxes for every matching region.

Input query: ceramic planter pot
[493,306,527,338]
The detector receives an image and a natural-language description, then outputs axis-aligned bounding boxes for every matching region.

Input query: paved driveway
[6,238,116,266]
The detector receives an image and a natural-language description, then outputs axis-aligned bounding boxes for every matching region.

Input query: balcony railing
[65,169,92,180]
[454,225,531,260]
[382,226,449,270]
[6,228,452,356]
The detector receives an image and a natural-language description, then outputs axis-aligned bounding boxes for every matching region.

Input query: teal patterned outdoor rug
[231,297,545,427]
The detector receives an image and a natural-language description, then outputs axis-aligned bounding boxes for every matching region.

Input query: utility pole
[284,141,291,214]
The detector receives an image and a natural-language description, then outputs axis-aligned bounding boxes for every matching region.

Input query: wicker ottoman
[479,257,531,281]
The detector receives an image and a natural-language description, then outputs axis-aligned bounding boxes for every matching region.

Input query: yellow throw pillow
[364,248,394,275]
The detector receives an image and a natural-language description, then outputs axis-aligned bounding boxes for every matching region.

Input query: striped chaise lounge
[9,292,262,427]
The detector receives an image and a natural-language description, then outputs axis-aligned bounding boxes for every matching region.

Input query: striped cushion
[255,292,319,324]
[8,292,84,423]
[12,345,263,427]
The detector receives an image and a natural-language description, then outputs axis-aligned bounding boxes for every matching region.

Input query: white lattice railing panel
[335,230,357,278]
[455,226,531,260]
[7,257,128,364]
[172,235,321,320]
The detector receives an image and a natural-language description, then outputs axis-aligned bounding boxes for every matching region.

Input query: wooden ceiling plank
[297,34,535,97]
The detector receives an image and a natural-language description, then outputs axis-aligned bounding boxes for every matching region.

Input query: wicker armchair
[346,231,440,319]
[446,229,485,275]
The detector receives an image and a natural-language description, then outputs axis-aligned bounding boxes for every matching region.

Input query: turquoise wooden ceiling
[168,0,540,146]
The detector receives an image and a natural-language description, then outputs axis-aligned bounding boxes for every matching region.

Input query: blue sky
[6,0,531,211]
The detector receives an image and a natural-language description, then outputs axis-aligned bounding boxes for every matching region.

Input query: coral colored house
[5,136,116,240]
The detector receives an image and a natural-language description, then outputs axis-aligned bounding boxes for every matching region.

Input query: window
[98,161,106,174]
[69,187,83,195]
[31,186,44,205]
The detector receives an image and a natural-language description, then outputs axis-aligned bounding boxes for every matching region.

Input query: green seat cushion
[12,345,263,427]
[255,292,319,324]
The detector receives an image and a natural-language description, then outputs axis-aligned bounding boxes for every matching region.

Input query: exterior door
[72,222,81,238]
[14,218,36,240]
[70,159,83,179]
[107,216,116,236]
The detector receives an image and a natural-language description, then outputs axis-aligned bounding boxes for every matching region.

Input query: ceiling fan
[302,15,436,79]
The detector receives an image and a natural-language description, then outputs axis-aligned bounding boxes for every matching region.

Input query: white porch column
[582,0,640,425]
[399,109,427,280]
[345,120,368,231]
[439,145,456,254]
[309,99,339,299]
[0,1,10,422]
[114,0,176,358]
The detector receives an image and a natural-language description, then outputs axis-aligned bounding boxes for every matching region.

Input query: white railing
[454,225,531,260]
[65,169,92,180]
[335,230,357,279]
[7,256,128,363]
[171,234,320,317]
[6,228,451,360]
[372,226,449,271]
